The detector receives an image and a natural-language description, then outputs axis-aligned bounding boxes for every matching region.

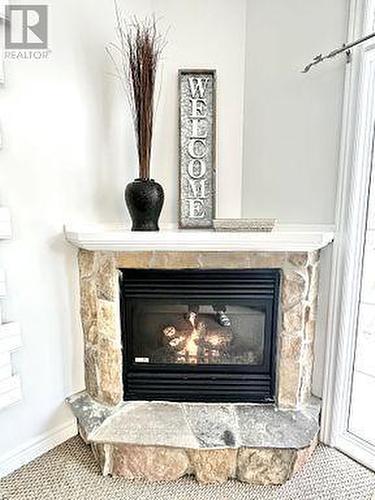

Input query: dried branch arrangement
[107,6,167,179]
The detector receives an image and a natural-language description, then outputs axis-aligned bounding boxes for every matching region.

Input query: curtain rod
[302,32,375,73]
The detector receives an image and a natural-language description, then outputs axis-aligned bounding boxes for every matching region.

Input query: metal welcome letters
[179,70,216,228]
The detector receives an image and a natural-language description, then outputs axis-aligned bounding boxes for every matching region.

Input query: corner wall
[242,0,348,224]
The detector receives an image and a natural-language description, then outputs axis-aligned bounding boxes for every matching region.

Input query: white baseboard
[0,418,78,478]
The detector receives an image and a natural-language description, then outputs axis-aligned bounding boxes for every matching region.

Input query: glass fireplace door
[131,301,266,366]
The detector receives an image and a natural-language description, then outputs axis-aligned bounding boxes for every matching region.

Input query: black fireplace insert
[120,268,280,403]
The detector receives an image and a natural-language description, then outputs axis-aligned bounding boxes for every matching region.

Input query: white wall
[242,0,348,224]
[241,1,349,399]
[0,0,246,470]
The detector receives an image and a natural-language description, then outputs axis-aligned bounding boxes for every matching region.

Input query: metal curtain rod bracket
[302,31,375,73]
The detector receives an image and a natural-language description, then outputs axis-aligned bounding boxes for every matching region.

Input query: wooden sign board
[179,69,216,229]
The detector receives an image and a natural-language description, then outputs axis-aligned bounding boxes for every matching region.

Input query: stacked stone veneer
[78,250,320,410]
[90,435,318,485]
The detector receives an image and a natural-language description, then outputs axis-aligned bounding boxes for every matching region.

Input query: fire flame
[184,312,199,362]
[163,309,232,364]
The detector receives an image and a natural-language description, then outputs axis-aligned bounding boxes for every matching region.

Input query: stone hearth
[68,391,319,484]
[65,227,333,485]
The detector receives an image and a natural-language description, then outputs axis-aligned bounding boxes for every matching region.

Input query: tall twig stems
[107,5,167,179]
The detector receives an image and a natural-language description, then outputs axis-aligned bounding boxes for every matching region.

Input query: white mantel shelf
[64,224,334,253]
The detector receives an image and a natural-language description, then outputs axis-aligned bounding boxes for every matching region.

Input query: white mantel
[64,223,334,252]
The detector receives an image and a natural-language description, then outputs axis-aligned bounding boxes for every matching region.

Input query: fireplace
[120,268,280,402]
[66,235,333,485]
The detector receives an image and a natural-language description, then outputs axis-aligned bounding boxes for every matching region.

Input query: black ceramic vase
[125,178,164,231]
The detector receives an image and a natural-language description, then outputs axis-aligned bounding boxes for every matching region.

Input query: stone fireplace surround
[65,226,333,485]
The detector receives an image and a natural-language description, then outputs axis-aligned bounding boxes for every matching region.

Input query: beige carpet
[0,436,375,500]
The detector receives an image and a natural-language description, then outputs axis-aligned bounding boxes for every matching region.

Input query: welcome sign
[179,70,216,228]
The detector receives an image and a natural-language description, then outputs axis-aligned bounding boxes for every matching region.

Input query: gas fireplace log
[161,313,234,363]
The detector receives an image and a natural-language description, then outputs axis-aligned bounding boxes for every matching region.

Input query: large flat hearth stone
[91,400,200,449]
[68,392,319,450]
[68,391,119,441]
[182,403,240,448]
[67,391,319,485]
